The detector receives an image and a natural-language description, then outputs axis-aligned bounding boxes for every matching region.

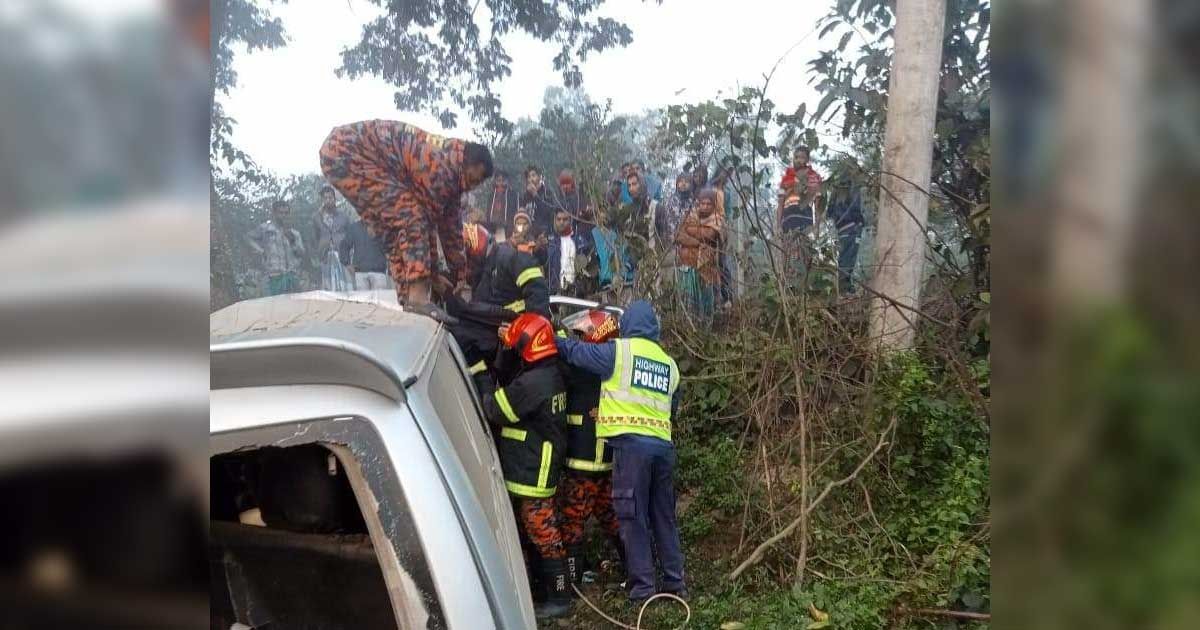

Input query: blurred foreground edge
[0,202,208,629]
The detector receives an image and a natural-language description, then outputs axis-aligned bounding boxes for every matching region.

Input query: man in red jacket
[319,120,493,320]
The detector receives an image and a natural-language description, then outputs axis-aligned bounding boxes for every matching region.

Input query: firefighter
[472,313,572,619]
[462,220,491,289]
[557,309,623,586]
[318,120,493,322]
[440,239,549,376]
[554,300,686,605]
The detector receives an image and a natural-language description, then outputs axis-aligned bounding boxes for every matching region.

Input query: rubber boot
[522,541,546,604]
[533,558,572,619]
[565,544,584,586]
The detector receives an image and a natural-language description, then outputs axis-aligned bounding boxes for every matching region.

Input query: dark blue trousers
[836,220,863,290]
[608,434,686,599]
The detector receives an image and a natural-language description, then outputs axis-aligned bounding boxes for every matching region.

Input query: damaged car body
[210,293,537,630]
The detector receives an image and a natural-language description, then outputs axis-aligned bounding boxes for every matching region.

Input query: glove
[455,281,472,302]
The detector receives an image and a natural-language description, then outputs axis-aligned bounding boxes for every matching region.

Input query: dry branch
[727,415,898,581]
[895,607,990,622]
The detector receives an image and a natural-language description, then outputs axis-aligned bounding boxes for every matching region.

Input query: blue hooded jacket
[555,300,680,419]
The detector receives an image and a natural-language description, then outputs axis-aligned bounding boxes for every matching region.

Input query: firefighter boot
[533,558,572,619]
[565,544,584,586]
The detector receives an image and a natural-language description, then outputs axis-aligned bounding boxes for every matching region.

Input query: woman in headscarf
[656,173,694,248]
[673,188,725,318]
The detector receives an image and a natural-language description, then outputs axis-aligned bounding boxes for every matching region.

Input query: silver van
[210,291,620,630]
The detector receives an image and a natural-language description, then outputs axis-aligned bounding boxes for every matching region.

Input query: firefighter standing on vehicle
[556,309,623,586]
[318,119,493,322]
[554,300,687,605]
[472,313,572,619]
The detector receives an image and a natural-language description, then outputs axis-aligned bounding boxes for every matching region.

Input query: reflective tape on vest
[504,299,525,312]
[468,360,488,375]
[537,441,553,489]
[516,266,543,287]
[567,457,612,472]
[495,388,520,423]
[500,427,526,441]
[566,437,612,472]
[601,389,672,414]
[567,414,584,426]
[597,338,679,442]
[505,480,555,498]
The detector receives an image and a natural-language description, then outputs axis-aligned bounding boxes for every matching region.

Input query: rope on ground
[571,584,692,630]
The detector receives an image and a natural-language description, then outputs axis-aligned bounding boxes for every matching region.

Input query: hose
[571,584,692,630]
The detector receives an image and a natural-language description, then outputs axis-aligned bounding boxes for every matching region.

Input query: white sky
[224,0,834,177]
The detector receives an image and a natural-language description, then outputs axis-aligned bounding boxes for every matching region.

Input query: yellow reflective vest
[597,338,680,442]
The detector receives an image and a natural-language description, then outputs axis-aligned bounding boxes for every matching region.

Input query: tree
[210,0,288,177]
[210,0,288,307]
[808,0,991,305]
[868,0,947,351]
[336,1,658,134]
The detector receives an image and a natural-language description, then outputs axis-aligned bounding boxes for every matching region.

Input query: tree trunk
[868,0,946,351]
[1050,0,1145,305]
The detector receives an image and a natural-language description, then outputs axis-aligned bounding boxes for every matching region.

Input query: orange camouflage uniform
[517,497,566,561]
[556,473,619,547]
[319,120,470,296]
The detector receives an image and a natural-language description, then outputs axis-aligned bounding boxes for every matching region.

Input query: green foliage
[338,1,657,133]
[486,87,656,198]
[676,436,749,544]
[657,340,990,629]
[211,0,288,178]
[808,0,991,292]
[210,171,343,309]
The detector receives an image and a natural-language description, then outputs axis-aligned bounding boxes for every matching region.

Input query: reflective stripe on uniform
[602,389,672,413]
[567,457,612,472]
[506,480,556,498]
[567,414,584,426]
[515,266,544,287]
[596,416,672,431]
[494,388,520,423]
[504,299,525,312]
[500,427,527,441]
[537,442,553,489]
[468,360,487,375]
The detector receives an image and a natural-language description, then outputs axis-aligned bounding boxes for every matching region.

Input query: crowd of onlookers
[246,146,865,313]
[245,185,393,296]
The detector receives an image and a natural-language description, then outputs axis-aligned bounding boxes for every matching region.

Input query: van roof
[210,291,441,401]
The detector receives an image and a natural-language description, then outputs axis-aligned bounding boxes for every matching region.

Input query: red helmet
[463,222,490,260]
[502,313,558,363]
[567,309,619,343]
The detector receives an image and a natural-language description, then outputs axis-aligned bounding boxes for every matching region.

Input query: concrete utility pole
[868,0,946,351]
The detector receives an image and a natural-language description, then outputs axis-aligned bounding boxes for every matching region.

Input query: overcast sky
[223,0,834,177]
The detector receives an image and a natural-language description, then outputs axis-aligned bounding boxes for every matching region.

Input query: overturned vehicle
[209,291,620,630]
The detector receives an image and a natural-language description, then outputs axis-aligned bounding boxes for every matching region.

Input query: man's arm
[337,227,355,266]
[246,225,265,254]
[311,215,327,256]
[472,370,520,427]
[436,199,469,286]
[474,368,543,427]
[803,171,822,208]
[290,231,305,255]
[554,337,616,379]
[511,250,550,316]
